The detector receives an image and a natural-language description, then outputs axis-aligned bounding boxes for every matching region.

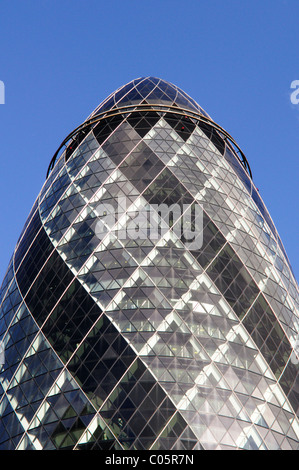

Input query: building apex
[89,76,210,118]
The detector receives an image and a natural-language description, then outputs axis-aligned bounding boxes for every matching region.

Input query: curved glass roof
[88,76,210,119]
[47,76,253,180]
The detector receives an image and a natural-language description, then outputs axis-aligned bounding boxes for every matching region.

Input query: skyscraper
[0,77,298,450]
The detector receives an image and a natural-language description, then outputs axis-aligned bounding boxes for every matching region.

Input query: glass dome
[89,77,210,118]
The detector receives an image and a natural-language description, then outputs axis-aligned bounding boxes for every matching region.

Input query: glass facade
[0,77,298,450]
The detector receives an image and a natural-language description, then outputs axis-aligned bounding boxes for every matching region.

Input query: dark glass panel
[16,226,54,297]
[243,294,293,381]
[143,167,194,207]
[164,112,195,142]
[14,211,43,271]
[177,88,203,113]
[119,140,164,192]
[113,83,135,106]
[65,125,92,162]
[157,80,178,102]
[175,92,197,112]
[135,80,156,99]
[280,361,299,415]
[126,110,160,137]
[195,120,226,155]
[42,279,101,361]
[93,114,124,146]
[190,213,226,269]
[146,87,174,105]
[39,172,71,220]
[101,122,141,166]
[117,88,144,107]
[224,146,252,194]
[24,249,74,325]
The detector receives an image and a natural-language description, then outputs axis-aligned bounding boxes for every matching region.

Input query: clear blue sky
[0,0,298,283]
